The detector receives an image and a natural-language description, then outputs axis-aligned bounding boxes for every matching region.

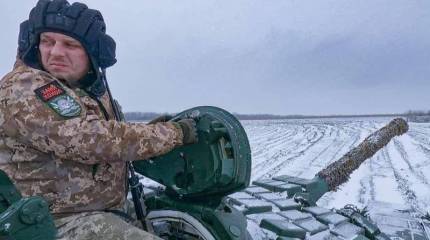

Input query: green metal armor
[134,106,252,239]
[0,170,56,240]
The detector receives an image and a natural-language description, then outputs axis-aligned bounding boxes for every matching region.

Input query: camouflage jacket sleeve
[0,66,183,164]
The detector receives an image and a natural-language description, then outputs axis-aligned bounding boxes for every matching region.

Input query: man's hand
[148,114,173,124]
[177,119,198,145]
[149,115,198,145]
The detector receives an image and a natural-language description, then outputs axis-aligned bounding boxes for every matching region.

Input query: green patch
[34,81,82,118]
[47,94,81,118]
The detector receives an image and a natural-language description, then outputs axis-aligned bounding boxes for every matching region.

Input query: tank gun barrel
[317,118,409,191]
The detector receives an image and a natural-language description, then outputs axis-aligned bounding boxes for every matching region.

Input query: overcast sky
[1,1,429,115]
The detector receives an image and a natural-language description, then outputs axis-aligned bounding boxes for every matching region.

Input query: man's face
[39,32,90,86]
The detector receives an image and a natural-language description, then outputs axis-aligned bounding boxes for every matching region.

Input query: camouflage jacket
[0,63,183,218]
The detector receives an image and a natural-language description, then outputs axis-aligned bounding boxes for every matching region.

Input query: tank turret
[226,118,426,240]
[137,109,417,240]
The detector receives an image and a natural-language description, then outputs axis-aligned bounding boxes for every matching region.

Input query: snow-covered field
[242,117,430,214]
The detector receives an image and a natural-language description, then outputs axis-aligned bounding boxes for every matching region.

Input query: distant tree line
[404,110,430,123]
[124,110,430,122]
[404,110,430,116]
[230,113,307,120]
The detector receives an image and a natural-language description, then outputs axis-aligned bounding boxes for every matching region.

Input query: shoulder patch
[34,81,81,118]
[34,81,65,101]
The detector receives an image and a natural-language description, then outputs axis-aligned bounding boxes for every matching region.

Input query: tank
[134,107,428,240]
[0,106,428,240]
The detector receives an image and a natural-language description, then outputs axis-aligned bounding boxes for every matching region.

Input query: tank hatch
[133,106,252,199]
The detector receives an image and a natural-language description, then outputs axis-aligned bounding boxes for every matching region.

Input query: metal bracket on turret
[273,175,329,206]
[0,170,56,240]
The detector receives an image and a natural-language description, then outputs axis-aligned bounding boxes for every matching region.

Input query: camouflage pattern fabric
[0,63,183,217]
[55,211,162,240]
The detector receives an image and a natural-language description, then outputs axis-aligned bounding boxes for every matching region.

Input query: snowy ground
[242,117,430,215]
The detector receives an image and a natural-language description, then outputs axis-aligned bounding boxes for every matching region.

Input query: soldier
[0,0,198,239]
